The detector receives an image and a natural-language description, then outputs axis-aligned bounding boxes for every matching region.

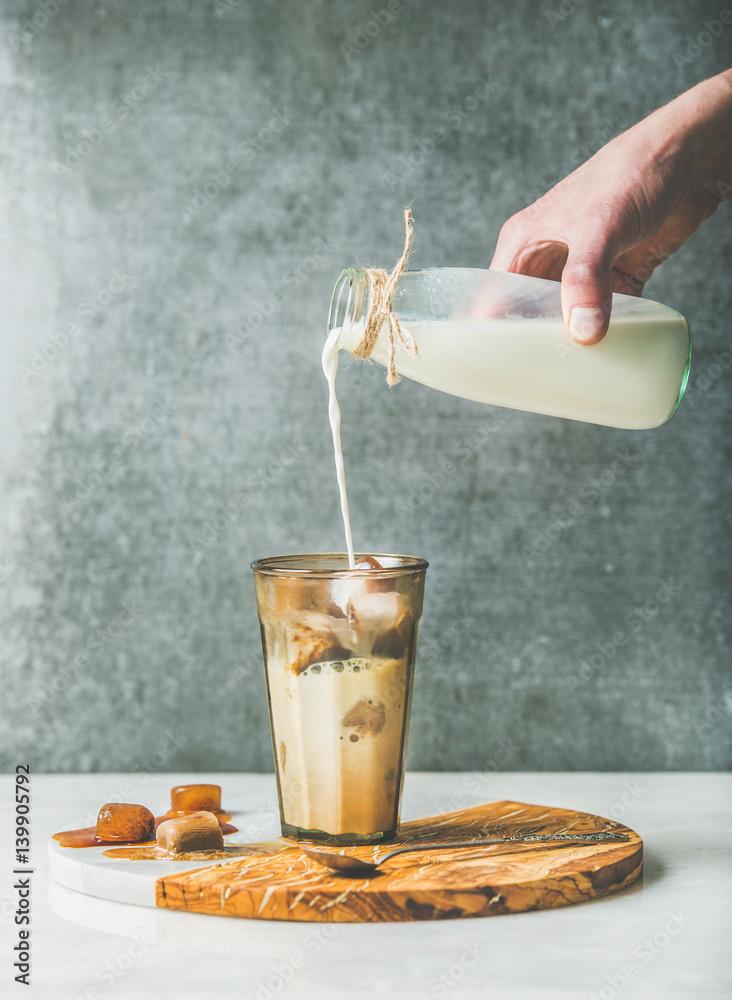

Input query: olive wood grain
[155,800,643,922]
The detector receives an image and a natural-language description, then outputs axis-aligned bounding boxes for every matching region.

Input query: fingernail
[569,307,605,343]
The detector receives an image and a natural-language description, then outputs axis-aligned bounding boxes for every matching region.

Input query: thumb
[560,249,615,345]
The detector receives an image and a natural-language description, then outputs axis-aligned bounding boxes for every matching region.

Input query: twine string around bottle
[352,208,418,386]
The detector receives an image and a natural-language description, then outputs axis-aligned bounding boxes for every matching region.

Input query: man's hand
[490,70,732,344]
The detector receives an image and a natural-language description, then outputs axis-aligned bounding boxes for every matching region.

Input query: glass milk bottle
[328,267,692,430]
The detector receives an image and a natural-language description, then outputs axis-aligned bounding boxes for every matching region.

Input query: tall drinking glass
[252,553,428,845]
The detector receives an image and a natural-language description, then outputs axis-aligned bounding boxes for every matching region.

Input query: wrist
[670,70,732,196]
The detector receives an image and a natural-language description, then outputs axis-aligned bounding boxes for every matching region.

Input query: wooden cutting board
[156,800,642,922]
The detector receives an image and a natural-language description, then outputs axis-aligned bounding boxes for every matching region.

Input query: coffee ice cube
[371,606,414,659]
[354,556,383,569]
[156,811,224,855]
[170,784,222,813]
[289,625,351,676]
[331,575,412,630]
[371,628,406,659]
[95,803,155,842]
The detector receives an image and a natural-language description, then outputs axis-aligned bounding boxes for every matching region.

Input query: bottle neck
[327,268,370,353]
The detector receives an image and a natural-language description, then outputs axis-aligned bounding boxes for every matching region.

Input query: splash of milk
[321,326,356,569]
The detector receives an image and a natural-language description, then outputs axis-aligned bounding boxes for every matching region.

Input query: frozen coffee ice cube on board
[170,783,222,814]
[95,803,155,842]
[156,811,224,855]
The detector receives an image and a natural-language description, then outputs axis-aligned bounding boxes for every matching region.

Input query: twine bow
[352,208,418,386]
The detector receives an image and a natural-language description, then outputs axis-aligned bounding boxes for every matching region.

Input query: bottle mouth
[327,268,368,337]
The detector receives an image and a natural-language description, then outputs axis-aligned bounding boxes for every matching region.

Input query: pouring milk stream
[321,326,356,569]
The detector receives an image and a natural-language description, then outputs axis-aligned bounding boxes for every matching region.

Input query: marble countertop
[1,771,729,999]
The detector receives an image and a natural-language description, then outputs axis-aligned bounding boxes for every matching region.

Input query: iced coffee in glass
[252,553,428,845]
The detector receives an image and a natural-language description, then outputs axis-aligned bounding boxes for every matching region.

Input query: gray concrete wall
[1,0,730,774]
